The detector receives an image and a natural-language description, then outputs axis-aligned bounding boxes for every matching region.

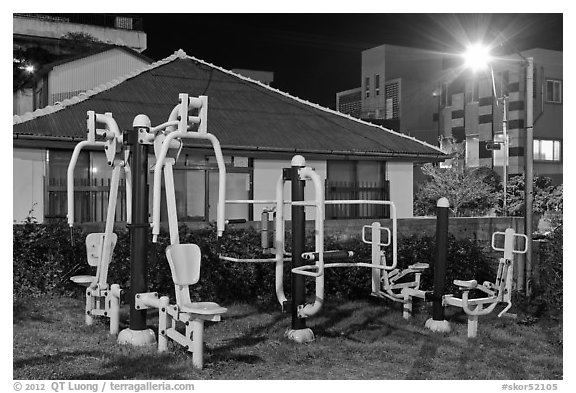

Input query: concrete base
[117,328,157,346]
[425,318,451,333]
[286,328,315,343]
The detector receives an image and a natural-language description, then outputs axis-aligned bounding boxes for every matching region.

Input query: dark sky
[142,14,562,109]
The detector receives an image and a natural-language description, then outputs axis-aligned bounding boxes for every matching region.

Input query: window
[46,150,91,222]
[385,80,400,120]
[545,80,562,103]
[326,161,389,219]
[375,74,380,96]
[115,16,133,29]
[465,79,479,104]
[534,139,561,162]
[365,77,370,98]
[465,136,480,167]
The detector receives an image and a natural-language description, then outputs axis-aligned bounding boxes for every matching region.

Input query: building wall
[529,49,563,184]
[13,148,45,223]
[13,89,33,115]
[48,49,150,105]
[361,46,386,117]
[361,45,443,145]
[439,48,562,184]
[387,161,413,218]
[13,15,147,52]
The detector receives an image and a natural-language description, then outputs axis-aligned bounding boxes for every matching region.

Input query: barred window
[545,80,562,103]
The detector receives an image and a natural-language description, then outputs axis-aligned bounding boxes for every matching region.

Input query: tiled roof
[13,49,445,160]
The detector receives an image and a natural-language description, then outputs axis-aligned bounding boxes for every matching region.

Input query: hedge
[14,221,501,305]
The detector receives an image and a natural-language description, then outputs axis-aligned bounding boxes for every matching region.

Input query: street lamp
[462,43,534,295]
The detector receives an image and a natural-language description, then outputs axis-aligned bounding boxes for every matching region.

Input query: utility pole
[524,57,534,296]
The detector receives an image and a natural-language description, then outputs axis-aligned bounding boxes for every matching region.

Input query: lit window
[545,80,562,103]
[375,74,380,96]
[534,139,561,161]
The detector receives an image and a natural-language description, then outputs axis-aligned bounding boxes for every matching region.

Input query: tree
[414,164,499,217]
[14,32,105,91]
[500,174,563,216]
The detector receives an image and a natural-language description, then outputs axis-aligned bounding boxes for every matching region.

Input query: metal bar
[432,198,449,322]
[290,161,306,330]
[128,124,149,331]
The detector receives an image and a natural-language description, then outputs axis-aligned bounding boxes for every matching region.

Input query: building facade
[336,44,563,185]
[14,47,152,115]
[13,13,146,54]
[438,48,563,184]
[336,87,362,119]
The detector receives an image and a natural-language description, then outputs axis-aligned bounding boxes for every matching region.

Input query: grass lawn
[13,296,562,380]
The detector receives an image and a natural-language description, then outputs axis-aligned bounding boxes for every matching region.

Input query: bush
[530,225,563,316]
[414,165,499,217]
[14,222,501,306]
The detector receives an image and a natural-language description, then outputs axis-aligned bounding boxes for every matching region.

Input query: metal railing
[14,13,144,31]
[325,180,390,219]
[46,177,127,223]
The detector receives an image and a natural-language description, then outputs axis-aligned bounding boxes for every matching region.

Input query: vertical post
[291,159,307,332]
[432,198,448,321]
[117,115,156,346]
[502,96,508,216]
[129,123,149,331]
[524,57,534,297]
[425,197,451,333]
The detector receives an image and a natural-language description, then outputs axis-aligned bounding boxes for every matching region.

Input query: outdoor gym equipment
[219,155,420,343]
[67,111,130,334]
[142,93,227,368]
[443,227,528,338]
[67,93,227,369]
[403,198,529,338]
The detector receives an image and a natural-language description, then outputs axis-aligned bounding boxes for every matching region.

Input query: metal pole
[290,160,307,331]
[432,198,449,321]
[425,197,451,333]
[525,57,534,296]
[503,96,508,216]
[127,124,149,331]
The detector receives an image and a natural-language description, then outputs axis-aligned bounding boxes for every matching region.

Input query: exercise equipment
[67,94,227,369]
[404,198,529,338]
[133,93,227,368]
[220,155,406,342]
[443,227,528,337]
[67,111,130,334]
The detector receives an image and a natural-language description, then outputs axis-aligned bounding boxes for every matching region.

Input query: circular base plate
[286,328,315,343]
[425,318,452,333]
[117,328,157,346]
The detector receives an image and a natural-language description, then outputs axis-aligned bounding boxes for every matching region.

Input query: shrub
[530,225,563,316]
[414,164,499,217]
[14,222,501,307]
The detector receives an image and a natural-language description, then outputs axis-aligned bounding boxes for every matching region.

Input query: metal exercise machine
[67,111,131,334]
[135,93,227,369]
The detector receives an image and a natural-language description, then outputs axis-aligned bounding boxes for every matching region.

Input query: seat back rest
[86,232,118,267]
[166,244,201,286]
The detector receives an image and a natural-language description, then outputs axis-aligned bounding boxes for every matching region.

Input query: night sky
[141,14,563,109]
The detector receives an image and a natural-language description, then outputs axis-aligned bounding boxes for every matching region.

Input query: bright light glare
[463,43,492,72]
[24,65,35,73]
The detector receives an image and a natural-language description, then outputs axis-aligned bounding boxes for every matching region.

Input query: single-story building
[13,49,446,225]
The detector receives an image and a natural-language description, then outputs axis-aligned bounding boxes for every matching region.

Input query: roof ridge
[13,49,186,126]
[183,53,444,154]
